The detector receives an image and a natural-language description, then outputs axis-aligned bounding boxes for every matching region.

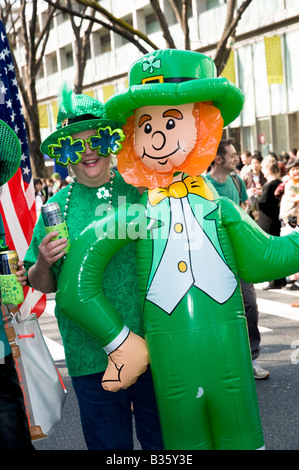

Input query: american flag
[0,19,46,318]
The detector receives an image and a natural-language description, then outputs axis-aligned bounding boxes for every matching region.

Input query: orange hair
[117,102,224,189]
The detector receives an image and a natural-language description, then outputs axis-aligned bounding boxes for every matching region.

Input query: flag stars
[0,83,7,94]
[22,166,30,176]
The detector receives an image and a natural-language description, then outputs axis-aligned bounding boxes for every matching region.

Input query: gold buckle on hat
[61,118,69,127]
[142,75,164,84]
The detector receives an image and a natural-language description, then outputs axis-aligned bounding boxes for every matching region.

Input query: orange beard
[117,102,224,189]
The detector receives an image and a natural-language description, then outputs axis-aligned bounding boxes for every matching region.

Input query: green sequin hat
[0,119,21,186]
[105,49,244,127]
[40,86,125,155]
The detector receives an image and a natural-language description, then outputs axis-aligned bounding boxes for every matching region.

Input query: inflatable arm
[221,197,299,283]
[56,204,149,391]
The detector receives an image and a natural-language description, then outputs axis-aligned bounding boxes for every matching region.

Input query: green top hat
[105,49,244,127]
[0,120,21,186]
[40,86,125,155]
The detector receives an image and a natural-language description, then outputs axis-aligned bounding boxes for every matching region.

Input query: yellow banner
[264,36,283,85]
[84,90,95,98]
[220,51,235,84]
[51,101,58,123]
[38,104,48,128]
[103,85,115,103]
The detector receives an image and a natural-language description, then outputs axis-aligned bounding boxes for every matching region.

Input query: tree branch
[214,0,253,75]
[44,0,152,54]
[75,0,158,51]
[149,0,176,49]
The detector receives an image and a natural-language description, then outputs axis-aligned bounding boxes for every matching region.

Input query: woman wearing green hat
[22,88,163,450]
[0,120,34,450]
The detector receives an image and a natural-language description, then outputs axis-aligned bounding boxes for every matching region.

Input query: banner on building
[264,36,283,85]
[220,50,236,84]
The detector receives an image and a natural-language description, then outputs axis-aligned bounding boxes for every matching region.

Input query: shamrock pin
[96,187,110,200]
[88,126,125,157]
[48,136,85,166]
[142,56,161,74]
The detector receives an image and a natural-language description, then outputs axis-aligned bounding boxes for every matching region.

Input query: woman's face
[70,129,112,187]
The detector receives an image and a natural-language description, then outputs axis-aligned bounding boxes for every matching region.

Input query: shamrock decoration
[48,136,85,166]
[88,126,125,157]
[142,56,161,74]
[96,187,110,199]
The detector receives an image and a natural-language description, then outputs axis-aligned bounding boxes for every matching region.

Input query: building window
[101,34,111,53]
[145,13,160,35]
[60,45,74,70]
[46,52,58,75]
[288,112,299,150]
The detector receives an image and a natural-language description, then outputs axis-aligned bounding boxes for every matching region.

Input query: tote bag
[4,306,67,440]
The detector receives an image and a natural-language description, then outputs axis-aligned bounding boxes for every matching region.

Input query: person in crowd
[17,90,163,450]
[256,156,285,289]
[45,178,54,199]
[51,172,61,194]
[34,178,46,216]
[59,178,69,190]
[0,120,34,450]
[206,138,270,379]
[40,178,49,202]
[286,148,298,171]
[242,154,267,221]
[279,161,299,290]
[240,150,252,177]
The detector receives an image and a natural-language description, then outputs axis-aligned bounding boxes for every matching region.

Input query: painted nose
[152,131,166,151]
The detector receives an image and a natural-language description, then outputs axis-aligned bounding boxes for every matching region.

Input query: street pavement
[32,283,299,451]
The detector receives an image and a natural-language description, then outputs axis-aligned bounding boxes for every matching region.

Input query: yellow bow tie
[148,176,214,206]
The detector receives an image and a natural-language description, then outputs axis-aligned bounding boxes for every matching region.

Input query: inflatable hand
[102,331,149,392]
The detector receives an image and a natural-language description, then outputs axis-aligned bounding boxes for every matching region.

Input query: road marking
[257,298,299,322]
[259,326,272,332]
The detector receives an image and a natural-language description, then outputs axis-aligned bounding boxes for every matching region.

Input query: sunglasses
[48,126,125,167]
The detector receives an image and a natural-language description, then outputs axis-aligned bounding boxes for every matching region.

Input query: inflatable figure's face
[134,104,197,172]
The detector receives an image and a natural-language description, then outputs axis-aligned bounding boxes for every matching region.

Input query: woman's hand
[16,260,27,287]
[25,231,68,294]
[37,231,68,271]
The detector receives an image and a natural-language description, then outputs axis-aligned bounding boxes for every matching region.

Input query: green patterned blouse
[24,171,144,377]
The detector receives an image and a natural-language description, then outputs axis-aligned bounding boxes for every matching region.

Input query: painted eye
[144,123,152,134]
[166,119,175,130]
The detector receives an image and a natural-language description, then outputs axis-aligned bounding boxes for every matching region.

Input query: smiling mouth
[142,142,183,163]
[82,159,99,165]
